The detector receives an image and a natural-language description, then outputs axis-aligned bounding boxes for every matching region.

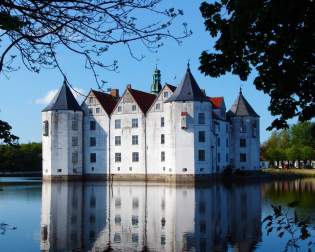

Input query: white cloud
[35,87,85,105]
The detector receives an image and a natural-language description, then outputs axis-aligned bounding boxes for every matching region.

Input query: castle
[42,65,260,181]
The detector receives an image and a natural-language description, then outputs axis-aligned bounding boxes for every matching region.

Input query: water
[0,178,315,252]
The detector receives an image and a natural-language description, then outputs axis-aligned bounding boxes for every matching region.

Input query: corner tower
[42,80,83,179]
[151,66,162,95]
[227,88,260,171]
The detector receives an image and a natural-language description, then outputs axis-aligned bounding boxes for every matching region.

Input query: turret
[227,88,260,171]
[42,79,83,179]
[151,66,162,95]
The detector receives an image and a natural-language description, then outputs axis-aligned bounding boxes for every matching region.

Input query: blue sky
[0,0,291,143]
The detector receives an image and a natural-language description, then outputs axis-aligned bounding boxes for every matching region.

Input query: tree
[199,0,315,130]
[0,120,18,145]
[291,122,315,149]
[0,0,190,87]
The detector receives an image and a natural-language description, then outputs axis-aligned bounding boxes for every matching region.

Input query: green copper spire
[151,66,162,95]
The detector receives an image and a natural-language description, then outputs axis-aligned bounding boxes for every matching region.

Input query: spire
[228,90,259,117]
[151,66,162,95]
[42,80,82,112]
[165,66,207,103]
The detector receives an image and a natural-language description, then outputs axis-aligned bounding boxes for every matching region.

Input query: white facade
[42,68,260,179]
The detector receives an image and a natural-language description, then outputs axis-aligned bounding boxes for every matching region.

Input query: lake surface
[0,177,315,252]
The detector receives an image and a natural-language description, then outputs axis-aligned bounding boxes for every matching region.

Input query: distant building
[41,65,260,181]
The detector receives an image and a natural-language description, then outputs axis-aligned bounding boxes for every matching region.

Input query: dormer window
[43,121,49,136]
[164,92,168,98]
[118,106,122,112]
[132,105,136,111]
[156,103,160,110]
[89,97,93,104]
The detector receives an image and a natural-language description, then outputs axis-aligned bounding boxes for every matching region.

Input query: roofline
[147,84,176,113]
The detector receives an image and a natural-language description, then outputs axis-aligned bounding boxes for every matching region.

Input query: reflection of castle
[40,182,261,251]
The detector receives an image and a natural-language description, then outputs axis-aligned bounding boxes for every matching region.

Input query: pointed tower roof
[151,66,162,95]
[228,88,259,117]
[42,79,82,112]
[165,64,207,103]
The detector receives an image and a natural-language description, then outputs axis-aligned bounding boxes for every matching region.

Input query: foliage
[0,0,191,87]
[0,120,18,145]
[0,143,41,172]
[263,203,315,252]
[199,0,315,130]
[261,122,315,166]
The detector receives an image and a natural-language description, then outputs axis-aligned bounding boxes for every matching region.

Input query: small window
[95,107,100,114]
[115,136,121,146]
[226,124,229,132]
[115,119,121,129]
[198,131,205,142]
[240,120,246,133]
[90,153,96,163]
[72,136,78,146]
[90,137,96,147]
[164,92,169,98]
[240,138,246,147]
[132,118,138,128]
[132,104,137,111]
[161,117,165,127]
[252,121,257,137]
[198,113,205,124]
[89,108,93,115]
[198,150,205,161]
[182,168,187,172]
[117,106,122,112]
[43,121,49,136]
[117,167,120,171]
[240,153,246,162]
[72,116,78,130]
[161,151,165,162]
[89,97,93,104]
[132,215,139,226]
[218,153,220,163]
[226,153,229,162]
[129,167,132,171]
[90,121,96,130]
[115,215,121,225]
[161,134,165,144]
[132,135,138,145]
[132,152,139,162]
[217,137,220,147]
[115,153,121,162]
[226,138,229,147]
[155,103,160,110]
[72,152,78,164]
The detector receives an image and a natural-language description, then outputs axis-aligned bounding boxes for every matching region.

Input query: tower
[227,88,260,171]
[42,80,83,179]
[151,66,162,95]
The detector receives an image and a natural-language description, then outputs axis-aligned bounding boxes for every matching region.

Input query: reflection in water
[40,182,262,251]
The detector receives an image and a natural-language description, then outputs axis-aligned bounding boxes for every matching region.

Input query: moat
[0,177,315,251]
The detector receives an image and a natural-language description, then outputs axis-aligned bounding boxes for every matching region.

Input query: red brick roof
[128,88,156,114]
[92,90,118,115]
[208,97,224,109]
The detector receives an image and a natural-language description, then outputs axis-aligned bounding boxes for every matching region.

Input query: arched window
[43,120,49,136]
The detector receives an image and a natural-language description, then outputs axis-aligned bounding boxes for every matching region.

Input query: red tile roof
[128,88,156,114]
[208,97,224,109]
[92,90,118,115]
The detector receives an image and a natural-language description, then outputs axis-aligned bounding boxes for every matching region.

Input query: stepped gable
[128,88,156,114]
[91,90,118,115]
[165,66,208,103]
[208,97,224,109]
[42,80,81,112]
[228,89,259,117]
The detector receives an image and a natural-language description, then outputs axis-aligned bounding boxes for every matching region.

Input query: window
[198,113,205,124]
[199,131,205,142]
[161,134,165,144]
[155,103,160,110]
[252,121,257,137]
[72,137,78,146]
[161,151,165,162]
[72,152,78,164]
[240,120,246,133]
[90,153,96,163]
[164,91,169,98]
[218,153,220,163]
[226,153,229,162]
[115,136,121,146]
[89,108,93,115]
[226,138,229,147]
[226,124,229,132]
[240,138,246,147]
[240,153,246,162]
[115,153,121,162]
[217,137,220,147]
[132,118,138,128]
[198,150,205,161]
[132,104,137,111]
[115,119,121,129]
[72,116,78,130]
[90,121,96,130]
[89,97,93,103]
[117,106,122,112]
[161,117,165,127]
[132,135,138,145]
[182,168,187,172]
[90,137,96,146]
[96,107,100,114]
[43,121,49,136]
[132,215,139,226]
[132,152,139,162]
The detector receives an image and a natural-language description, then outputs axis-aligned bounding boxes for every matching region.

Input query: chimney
[126,84,132,89]
[110,89,119,98]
